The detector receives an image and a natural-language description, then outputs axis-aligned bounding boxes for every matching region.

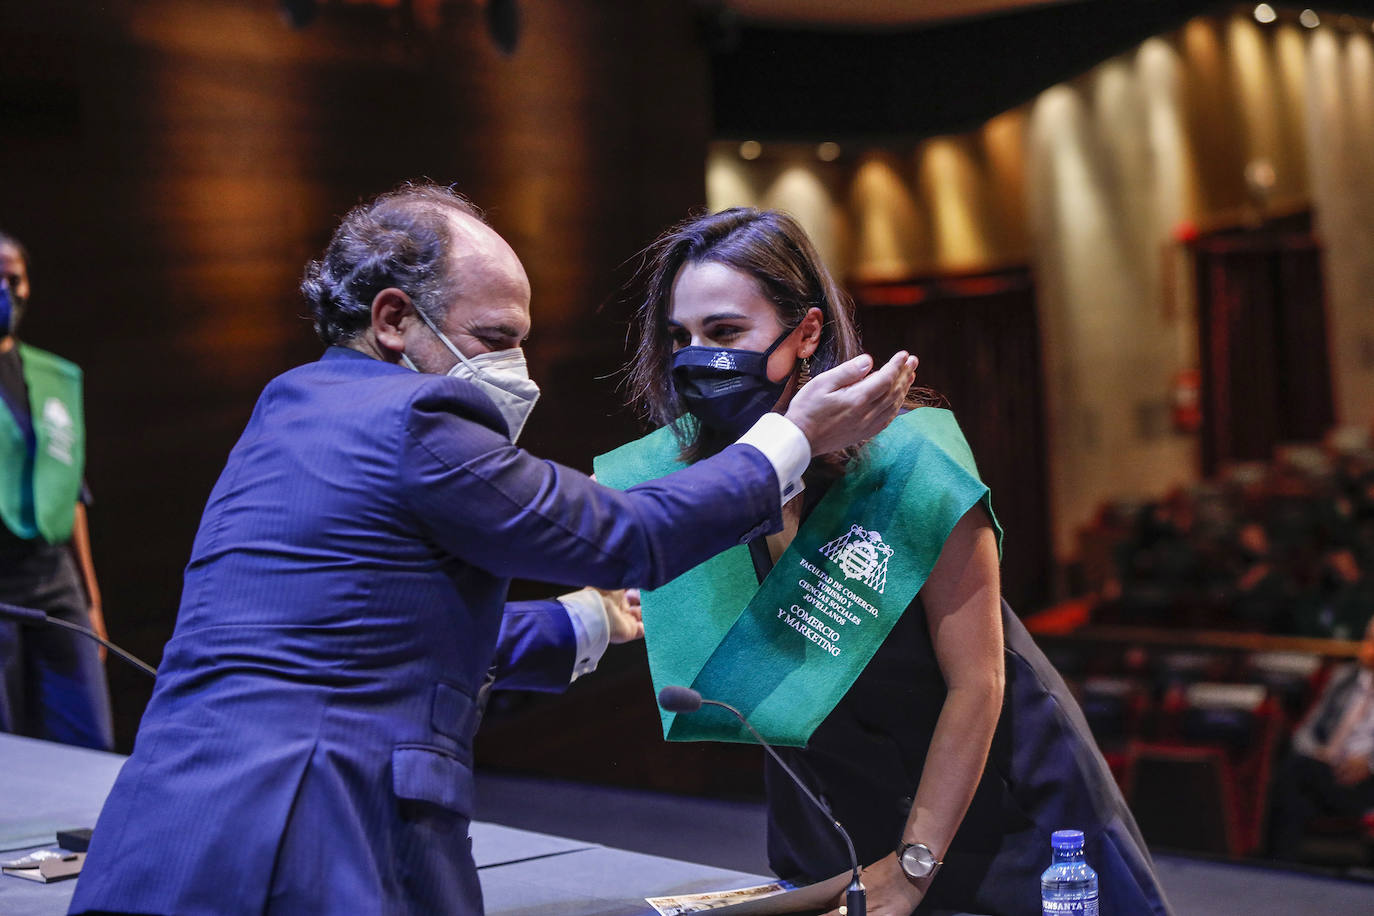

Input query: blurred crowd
[1083,427,1374,640]
[1049,426,1374,864]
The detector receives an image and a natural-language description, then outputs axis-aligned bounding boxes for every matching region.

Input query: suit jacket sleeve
[399,382,782,589]
[489,600,577,692]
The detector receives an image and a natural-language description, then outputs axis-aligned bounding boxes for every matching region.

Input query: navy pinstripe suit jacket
[70,347,781,915]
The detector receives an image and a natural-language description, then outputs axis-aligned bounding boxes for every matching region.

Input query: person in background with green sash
[0,229,113,751]
[596,209,1173,916]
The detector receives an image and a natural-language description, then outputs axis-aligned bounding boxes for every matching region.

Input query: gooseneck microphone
[658,685,865,916]
[0,601,158,679]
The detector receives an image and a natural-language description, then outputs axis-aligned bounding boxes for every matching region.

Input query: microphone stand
[0,601,157,678]
[660,687,865,916]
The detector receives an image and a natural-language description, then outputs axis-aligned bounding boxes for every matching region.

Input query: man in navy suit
[69,183,916,915]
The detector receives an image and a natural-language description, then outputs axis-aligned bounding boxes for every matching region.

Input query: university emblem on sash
[41,397,76,466]
[594,406,999,747]
[708,352,736,370]
[819,524,894,594]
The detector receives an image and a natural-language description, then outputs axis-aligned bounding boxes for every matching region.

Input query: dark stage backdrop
[709,0,1374,142]
[0,0,710,753]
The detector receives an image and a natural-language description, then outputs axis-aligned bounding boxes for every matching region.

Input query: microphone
[656,685,704,714]
[0,602,158,679]
[657,685,865,916]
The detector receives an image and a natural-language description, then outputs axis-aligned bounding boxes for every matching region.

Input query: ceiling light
[1253,4,1276,24]
[1299,9,1320,29]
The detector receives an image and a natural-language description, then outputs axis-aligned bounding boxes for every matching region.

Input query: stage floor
[2,733,1372,914]
[475,769,1374,915]
[0,732,785,916]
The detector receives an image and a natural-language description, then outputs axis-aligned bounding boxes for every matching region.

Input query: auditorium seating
[1033,426,1374,861]
[1057,643,1332,858]
[1132,682,1280,856]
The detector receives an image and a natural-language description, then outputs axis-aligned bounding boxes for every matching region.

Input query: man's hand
[596,588,643,644]
[1333,753,1372,787]
[784,352,918,457]
[819,854,924,916]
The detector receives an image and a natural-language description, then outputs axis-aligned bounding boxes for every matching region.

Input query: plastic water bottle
[1041,829,1099,915]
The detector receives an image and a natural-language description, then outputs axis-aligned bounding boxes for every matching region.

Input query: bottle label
[1043,899,1099,916]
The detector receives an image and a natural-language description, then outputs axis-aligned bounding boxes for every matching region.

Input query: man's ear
[371,288,413,356]
[798,306,824,359]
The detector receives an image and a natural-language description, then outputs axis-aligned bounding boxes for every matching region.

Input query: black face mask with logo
[671,325,796,438]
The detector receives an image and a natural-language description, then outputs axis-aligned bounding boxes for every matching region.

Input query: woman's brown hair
[626,207,934,468]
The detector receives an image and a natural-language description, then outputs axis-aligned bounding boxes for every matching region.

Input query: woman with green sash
[596,209,1173,916]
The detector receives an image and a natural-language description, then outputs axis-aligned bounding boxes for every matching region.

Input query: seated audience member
[1228,522,1298,633]
[1268,614,1374,860]
[1308,548,1374,642]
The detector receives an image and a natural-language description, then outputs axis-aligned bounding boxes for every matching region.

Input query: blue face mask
[0,286,12,335]
[671,325,796,438]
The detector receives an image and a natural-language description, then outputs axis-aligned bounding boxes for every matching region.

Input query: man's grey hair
[301,182,483,345]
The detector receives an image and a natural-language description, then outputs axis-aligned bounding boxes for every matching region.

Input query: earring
[798,356,812,386]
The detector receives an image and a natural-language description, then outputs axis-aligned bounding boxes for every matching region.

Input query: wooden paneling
[0,0,710,751]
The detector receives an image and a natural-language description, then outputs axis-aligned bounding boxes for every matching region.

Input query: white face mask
[401,306,541,443]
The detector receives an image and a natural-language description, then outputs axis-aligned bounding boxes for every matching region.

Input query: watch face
[900,844,938,878]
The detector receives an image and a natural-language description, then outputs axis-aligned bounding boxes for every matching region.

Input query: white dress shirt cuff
[557,587,610,682]
[737,412,809,505]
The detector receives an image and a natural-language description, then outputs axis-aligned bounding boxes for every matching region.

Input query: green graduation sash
[0,344,85,543]
[595,408,1001,747]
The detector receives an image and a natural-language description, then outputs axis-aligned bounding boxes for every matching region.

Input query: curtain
[1192,213,1334,475]
[852,266,1052,612]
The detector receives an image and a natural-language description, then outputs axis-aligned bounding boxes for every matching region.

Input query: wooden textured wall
[0,0,710,750]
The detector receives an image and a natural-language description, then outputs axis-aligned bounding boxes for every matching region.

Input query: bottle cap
[1051,829,1085,849]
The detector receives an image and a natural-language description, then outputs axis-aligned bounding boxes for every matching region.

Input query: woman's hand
[88,598,108,663]
[819,854,924,916]
[784,351,918,457]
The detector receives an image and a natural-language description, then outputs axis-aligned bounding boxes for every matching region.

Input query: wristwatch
[897,842,943,881]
